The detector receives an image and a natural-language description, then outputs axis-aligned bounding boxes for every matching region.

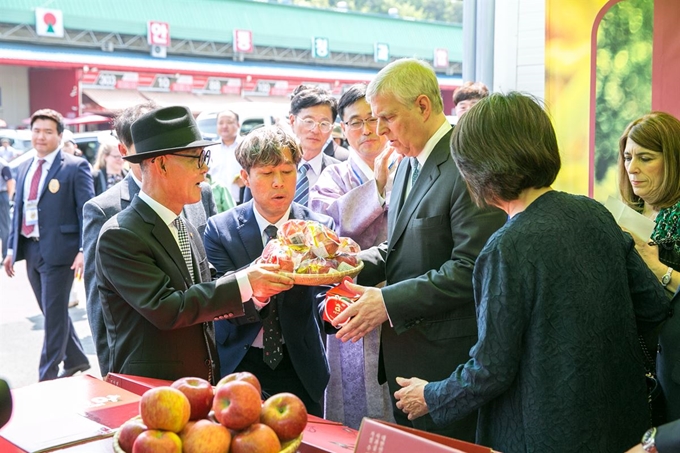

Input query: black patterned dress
[423,191,670,453]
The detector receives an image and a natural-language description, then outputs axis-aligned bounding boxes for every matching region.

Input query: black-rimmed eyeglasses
[344,117,379,131]
[172,148,211,168]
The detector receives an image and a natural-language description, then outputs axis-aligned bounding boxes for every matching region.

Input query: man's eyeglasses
[344,117,379,131]
[296,117,334,133]
[172,148,211,168]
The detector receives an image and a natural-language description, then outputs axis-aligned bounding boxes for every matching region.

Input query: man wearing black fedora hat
[82,101,219,377]
[94,105,294,383]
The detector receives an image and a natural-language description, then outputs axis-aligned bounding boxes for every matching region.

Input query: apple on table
[171,376,214,420]
[231,423,281,453]
[181,419,231,453]
[117,418,147,453]
[261,392,308,441]
[139,386,190,433]
[212,380,262,431]
[216,371,262,396]
[132,429,181,453]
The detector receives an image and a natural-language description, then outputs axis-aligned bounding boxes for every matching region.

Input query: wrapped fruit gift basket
[261,219,364,286]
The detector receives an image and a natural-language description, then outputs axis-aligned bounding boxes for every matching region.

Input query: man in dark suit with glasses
[94,105,293,383]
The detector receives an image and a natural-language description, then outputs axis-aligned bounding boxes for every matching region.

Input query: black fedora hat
[125,105,217,164]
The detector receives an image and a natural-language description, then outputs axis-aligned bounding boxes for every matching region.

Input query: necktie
[173,217,194,284]
[262,224,283,369]
[293,163,311,206]
[21,159,45,236]
[411,158,420,187]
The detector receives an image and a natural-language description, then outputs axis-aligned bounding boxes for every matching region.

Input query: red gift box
[322,276,360,326]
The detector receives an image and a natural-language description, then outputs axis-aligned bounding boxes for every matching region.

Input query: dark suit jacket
[9,150,93,265]
[358,129,507,391]
[241,153,340,203]
[83,173,216,375]
[95,196,238,383]
[323,140,350,162]
[203,201,332,402]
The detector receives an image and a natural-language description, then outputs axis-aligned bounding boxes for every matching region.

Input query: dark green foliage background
[595,0,653,183]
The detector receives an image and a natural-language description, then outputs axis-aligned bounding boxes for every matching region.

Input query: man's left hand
[394,376,429,420]
[71,252,84,281]
[333,283,388,342]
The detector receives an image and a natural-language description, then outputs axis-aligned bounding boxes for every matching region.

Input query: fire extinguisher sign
[147,21,170,47]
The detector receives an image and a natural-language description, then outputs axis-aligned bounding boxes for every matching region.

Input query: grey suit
[83,173,216,375]
[358,129,507,441]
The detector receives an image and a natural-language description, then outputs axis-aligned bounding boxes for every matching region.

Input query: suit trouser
[0,191,9,259]
[23,239,88,381]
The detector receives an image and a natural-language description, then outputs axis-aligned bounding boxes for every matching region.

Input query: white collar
[300,151,324,176]
[253,204,292,239]
[138,190,179,226]
[413,120,451,167]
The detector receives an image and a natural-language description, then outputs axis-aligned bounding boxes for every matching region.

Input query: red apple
[132,429,181,453]
[181,419,231,453]
[216,371,262,396]
[334,253,358,268]
[171,376,214,420]
[117,418,148,453]
[212,380,262,430]
[231,423,281,453]
[260,392,308,441]
[139,386,191,433]
[178,420,196,444]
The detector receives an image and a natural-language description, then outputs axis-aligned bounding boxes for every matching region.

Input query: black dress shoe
[57,363,91,378]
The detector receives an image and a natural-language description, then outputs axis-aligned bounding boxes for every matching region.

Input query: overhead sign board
[147,21,170,47]
[36,8,64,38]
[233,29,253,53]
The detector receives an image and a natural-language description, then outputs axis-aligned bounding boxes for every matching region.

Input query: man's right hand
[246,263,294,300]
[374,146,399,196]
[3,256,14,278]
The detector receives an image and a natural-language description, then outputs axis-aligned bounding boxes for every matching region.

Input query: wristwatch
[641,427,658,453]
[661,267,673,287]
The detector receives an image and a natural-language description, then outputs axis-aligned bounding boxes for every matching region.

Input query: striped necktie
[293,163,311,206]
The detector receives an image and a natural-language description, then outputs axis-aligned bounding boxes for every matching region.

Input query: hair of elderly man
[289,84,338,120]
[217,109,240,123]
[450,92,561,208]
[452,81,490,106]
[235,125,302,173]
[366,58,444,115]
[30,109,65,134]
[337,83,368,121]
[114,101,159,148]
[617,111,680,211]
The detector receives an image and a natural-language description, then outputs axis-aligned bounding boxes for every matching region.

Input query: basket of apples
[260,220,363,286]
[113,372,305,453]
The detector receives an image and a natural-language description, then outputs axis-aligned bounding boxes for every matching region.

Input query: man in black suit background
[3,109,94,381]
[204,126,332,416]
[82,102,218,376]
[330,59,507,441]
[95,106,293,383]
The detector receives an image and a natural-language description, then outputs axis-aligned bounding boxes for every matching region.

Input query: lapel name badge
[48,179,60,193]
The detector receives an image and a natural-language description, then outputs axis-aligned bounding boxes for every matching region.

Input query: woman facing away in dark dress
[394,92,672,453]
[618,112,680,423]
